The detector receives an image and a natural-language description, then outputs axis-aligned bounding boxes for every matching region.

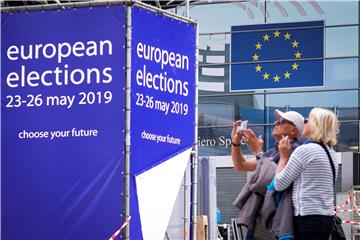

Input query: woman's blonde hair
[308,107,340,147]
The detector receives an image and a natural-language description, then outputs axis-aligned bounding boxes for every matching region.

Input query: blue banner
[131,6,196,239]
[231,21,324,91]
[1,6,125,239]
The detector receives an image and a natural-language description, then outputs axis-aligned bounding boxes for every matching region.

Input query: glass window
[265,91,358,117]
[325,59,358,88]
[337,121,359,152]
[199,94,265,126]
[326,27,358,58]
[266,1,358,25]
[171,1,358,31]
[198,125,264,156]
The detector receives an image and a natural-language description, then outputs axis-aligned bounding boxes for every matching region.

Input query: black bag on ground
[331,215,346,240]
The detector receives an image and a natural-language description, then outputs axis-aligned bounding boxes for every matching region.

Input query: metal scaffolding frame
[1,1,198,239]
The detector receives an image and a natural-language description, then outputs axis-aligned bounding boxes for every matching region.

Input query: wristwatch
[255,151,265,160]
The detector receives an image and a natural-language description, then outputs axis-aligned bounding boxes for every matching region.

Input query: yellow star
[284,71,291,79]
[255,42,262,50]
[292,40,299,48]
[295,51,302,59]
[252,54,259,61]
[273,75,280,82]
[284,32,291,40]
[263,34,270,41]
[292,62,299,70]
[255,64,262,72]
[263,72,270,80]
[274,30,281,37]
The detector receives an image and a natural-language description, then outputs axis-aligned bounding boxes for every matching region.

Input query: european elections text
[134,42,191,116]
[4,40,115,109]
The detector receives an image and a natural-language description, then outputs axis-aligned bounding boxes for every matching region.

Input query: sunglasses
[304,118,309,124]
[277,117,296,127]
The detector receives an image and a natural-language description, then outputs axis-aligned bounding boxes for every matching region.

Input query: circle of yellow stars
[252,30,302,83]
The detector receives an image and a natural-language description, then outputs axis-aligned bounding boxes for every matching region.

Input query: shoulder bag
[315,142,346,240]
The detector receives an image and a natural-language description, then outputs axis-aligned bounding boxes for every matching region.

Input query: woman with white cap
[274,107,340,240]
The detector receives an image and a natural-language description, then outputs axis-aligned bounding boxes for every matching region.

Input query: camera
[236,120,248,145]
[237,120,248,132]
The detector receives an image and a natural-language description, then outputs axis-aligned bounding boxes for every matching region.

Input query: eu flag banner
[231,21,324,91]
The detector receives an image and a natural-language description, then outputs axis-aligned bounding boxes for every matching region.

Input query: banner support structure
[191,22,200,240]
[1,2,197,239]
[124,4,132,239]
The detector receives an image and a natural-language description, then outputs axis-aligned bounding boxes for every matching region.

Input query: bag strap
[314,142,335,185]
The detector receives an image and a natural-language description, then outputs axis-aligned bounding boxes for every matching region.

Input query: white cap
[274,109,305,137]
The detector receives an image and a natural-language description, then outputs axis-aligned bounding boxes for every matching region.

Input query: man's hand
[231,120,258,172]
[243,129,263,154]
[231,120,243,145]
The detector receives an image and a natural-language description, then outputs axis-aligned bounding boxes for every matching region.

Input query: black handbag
[331,215,346,240]
[315,142,346,240]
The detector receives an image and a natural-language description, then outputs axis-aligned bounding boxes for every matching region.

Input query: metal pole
[199,87,360,98]
[186,0,190,18]
[184,1,191,238]
[0,0,197,25]
[183,168,188,240]
[124,4,132,240]
[264,89,268,151]
[264,0,267,23]
[358,0,360,154]
[133,0,196,24]
[191,22,199,240]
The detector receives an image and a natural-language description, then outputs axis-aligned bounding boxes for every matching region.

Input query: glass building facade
[168,0,360,231]
[168,0,359,156]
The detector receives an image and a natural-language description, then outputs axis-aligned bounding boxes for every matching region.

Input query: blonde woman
[274,107,340,240]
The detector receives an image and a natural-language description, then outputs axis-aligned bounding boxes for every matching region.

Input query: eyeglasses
[276,118,296,127]
[304,118,309,124]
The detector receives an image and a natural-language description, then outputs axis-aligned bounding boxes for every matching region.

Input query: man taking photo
[231,109,305,239]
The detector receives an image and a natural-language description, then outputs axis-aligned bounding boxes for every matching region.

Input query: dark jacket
[233,158,294,239]
[262,180,294,239]
[233,157,277,227]
[233,139,303,238]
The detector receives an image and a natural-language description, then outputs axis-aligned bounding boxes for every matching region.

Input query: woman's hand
[278,136,291,160]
